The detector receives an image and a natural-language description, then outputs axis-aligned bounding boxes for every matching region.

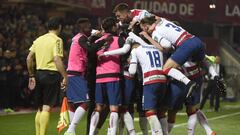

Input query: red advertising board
[114,0,210,22]
[216,0,240,25]
[46,0,112,15]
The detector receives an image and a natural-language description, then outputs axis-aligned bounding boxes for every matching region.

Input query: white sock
[89,111,100,135]
[107,127,111,135]
[147,115,163,135]
[188,113,198,135]
[67,106,86,133]
[68,110,75,122]
[168,123,174,133]
[109,112,119,135]
[197,110,213,135]
[118,116,125,135]
[124,112,136,135]
[139,117,149,135]
[167,68,190,85]
[159,117,169,135]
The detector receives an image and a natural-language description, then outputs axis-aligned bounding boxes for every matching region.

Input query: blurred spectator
[200,56,225,112]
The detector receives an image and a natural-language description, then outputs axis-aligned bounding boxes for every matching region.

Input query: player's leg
[187,77,216,135]
[196,109,216,135]
[143,83,166,135]
[65,76,89,134]
[96,106,110,134]
[163,59,197,98]
[67,103,75,122]
[167,80,187,133]
[89,83,105,135]
[164,38,205,97]
[186,106,198,135]
[136,79,149,135]
[122,77,136,135]
[157,110,169,135]
[65,103,88,134]
[139,112,149,135]
[106,81,122,135]
[167,110,178,133]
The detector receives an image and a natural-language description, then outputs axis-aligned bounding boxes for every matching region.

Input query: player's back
[135,44,167,85]
[153,18,192,46]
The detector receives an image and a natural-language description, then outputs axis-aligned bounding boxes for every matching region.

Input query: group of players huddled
[28,2,226,135]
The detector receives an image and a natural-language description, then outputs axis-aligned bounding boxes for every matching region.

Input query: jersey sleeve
[133,10,152,22]
[152,31,171,48]
[104,43,130,56]
[53,38,64,57]
[128,48,138,75]
[29,40,37,53]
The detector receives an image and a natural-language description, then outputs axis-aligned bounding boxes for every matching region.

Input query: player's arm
[78,35,111,52]
[128,48,138,75]
[129,10,152,30]
[139,31,171,52]
[103,36,130,56]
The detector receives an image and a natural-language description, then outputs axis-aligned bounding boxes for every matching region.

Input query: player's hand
[61,76,68,92]
[28,77,36,90]
[98,53,105,60]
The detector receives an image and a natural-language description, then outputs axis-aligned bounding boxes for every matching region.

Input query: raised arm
[139,31,171,52]
[128,48,138,75]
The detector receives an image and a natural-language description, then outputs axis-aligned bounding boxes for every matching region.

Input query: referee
[26,16,68,135]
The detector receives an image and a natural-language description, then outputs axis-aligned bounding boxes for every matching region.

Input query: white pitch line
[136,111,240,135]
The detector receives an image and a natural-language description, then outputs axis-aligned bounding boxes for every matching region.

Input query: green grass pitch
[1,101,240,135]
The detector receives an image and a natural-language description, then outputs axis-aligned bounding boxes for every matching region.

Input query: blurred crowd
[0,4,78,111]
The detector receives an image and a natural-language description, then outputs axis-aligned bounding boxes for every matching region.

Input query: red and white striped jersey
[181,61,202,79]
[129,44,167,85]
[152,18,193,47]
[130,9,152,22]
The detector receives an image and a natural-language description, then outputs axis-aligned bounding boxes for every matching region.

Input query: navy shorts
[66,76,89,103]
[95,81,121,106]
[168,77,203,111]
[171,37,205,65]
[142,83,166,110]
[122,78,135,106]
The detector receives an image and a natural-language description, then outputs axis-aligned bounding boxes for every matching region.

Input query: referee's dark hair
[47,16,63,30]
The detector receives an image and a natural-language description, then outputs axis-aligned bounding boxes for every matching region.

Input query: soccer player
[98,25,151,135]
[113,3,160,30]
[166,61,216,135]
[88,17,123,135]
[26,16,68,135]
[128,40,167,135]
[63,18,92,135]
[140,16,204,97]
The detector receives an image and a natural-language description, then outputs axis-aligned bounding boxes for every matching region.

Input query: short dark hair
[140,16,156,25]
[77,18,90,24]
[113,3,129,13]
[101,17,117,33]
[47,16,63,30]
